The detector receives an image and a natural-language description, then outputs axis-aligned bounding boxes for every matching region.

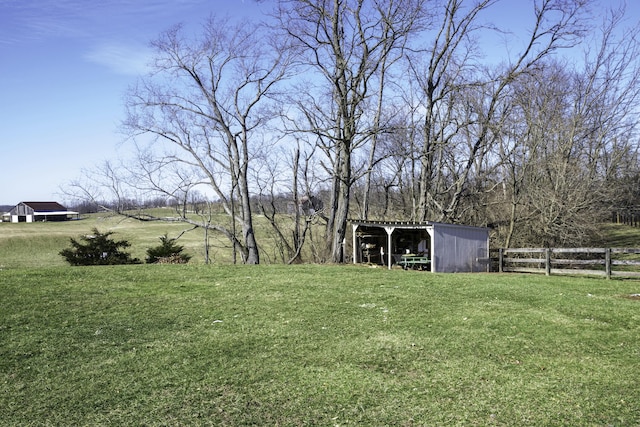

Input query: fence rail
[497,247,640,279]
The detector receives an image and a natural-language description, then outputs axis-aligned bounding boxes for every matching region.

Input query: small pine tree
[60,228,141,266]
[146,233,191,264]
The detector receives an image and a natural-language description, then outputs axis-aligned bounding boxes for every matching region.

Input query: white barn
[352,220,490,273]
[8,202,79,223]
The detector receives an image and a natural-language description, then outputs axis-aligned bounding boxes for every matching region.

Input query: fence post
[605,248,612,280]
[545,248,551,276]
[499,248,504,273]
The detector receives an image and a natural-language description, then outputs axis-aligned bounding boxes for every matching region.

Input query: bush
[60,228,141,266]
[146,234,191,264]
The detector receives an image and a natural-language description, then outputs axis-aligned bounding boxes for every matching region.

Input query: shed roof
[351,219,489,231]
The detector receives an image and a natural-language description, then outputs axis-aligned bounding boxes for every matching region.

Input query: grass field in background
[3,213,640,269]
[1,264,639,425]
[0,211,327,268]
[0,213,228,268]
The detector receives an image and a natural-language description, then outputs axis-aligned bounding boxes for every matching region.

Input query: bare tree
[496,5,640,246]
[274,0,426,262]
[119,16,292,264]
[406,0,495,222]
[253,141,326,264]
[407,0,589,223]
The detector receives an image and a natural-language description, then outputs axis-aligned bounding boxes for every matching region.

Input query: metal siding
[432,224,489,272]
[10,203,34,216]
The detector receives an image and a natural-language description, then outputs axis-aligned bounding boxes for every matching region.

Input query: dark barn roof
[20,201,67,211]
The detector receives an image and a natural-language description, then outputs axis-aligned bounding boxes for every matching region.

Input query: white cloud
[84,42,152,75]
[0,0,211,45]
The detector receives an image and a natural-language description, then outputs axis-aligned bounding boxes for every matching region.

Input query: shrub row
[59,228,191,266]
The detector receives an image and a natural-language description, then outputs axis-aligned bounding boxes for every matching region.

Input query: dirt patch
[623,293,640,300]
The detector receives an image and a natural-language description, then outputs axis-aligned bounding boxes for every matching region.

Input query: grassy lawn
[1,264,639,425]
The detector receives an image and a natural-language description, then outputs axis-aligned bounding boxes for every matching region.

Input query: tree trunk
[329,144,351,263]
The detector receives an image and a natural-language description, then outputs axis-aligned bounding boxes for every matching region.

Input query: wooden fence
[497,247,640,279]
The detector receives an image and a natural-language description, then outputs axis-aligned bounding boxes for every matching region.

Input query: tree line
[67,0,640,264]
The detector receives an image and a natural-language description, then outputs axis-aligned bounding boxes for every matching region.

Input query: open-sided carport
[351,220,490,272]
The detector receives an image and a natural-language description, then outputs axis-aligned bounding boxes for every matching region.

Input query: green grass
[3,214,640,269]
[598,223,640,247]
[0,213,234,268]
[0,212,321,268]
[1,264,639,425]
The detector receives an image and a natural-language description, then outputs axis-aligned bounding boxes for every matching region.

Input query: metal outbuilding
[351,220,490,272]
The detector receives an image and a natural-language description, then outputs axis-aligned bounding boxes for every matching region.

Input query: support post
[352,224,358,265]
[605,248,612,280]
[499,248,504,273]
[384,226,394,270]
[545,248,551,276]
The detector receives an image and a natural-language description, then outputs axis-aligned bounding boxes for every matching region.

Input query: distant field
[0,212,238,268]
[1,264,639,425]
[3,213,640,269]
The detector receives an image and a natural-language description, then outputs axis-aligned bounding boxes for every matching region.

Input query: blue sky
[0,0,268,205]
[0,0,637,206]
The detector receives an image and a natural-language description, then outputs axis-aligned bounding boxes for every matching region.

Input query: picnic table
[398,254,430,270]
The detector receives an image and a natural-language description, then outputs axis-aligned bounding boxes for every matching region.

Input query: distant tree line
[66,0,640,263]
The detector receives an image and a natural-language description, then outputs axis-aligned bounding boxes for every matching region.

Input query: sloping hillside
[595,223,640,247]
